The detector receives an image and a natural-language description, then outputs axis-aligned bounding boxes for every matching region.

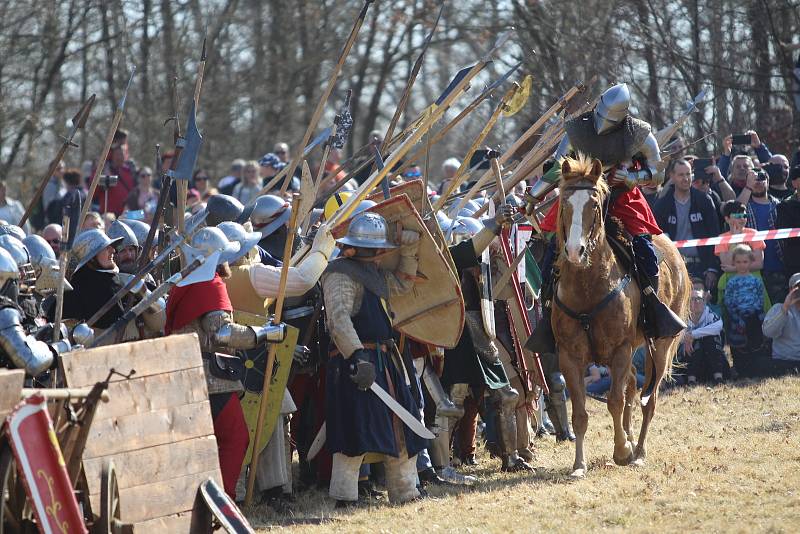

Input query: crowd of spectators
[648,131,800,384]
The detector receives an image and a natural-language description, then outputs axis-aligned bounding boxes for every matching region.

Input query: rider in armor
[321,212,423,506]
[165,226,287,499]
[524,83,685,362]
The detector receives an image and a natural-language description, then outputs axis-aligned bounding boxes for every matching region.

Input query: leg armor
[632,235,686,339]
[540,352,575,442]
[430,384,476,485]
[422,364,464,419]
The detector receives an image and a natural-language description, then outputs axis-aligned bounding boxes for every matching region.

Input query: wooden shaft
[244,193,302,507]
[492,157,506,203]
[279,1,372,195]
[327,53,498,229]
[431,83,518,213]
[52,215,70,343]
[78,111,122,231]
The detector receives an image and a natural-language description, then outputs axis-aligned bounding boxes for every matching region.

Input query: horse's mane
[558,153,609,198]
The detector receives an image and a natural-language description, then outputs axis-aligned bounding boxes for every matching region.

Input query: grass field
[249,375,800,533]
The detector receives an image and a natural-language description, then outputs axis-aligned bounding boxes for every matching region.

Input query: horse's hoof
[631,457,646,468]
[569,468,586,479]
[613,442,635,466]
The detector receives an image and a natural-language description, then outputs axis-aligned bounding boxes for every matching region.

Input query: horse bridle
[559,183,606,263]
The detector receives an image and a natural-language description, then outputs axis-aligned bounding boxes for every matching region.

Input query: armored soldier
[437,208,531,474]
[55,229,165,341]
[525,83,684,341]
[249,194,292,260]
[0,248,68,377]
[164,227,287,499]
[321,212,423,506]
[106,220,140,274]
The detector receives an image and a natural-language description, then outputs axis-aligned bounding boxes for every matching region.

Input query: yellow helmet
[324,192,352,221]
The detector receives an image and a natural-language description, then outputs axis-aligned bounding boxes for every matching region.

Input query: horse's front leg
[608,352,635,466]
[560,355,588,478]
[622,363,637,444]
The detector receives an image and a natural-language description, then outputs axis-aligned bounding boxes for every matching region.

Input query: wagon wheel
[0,444,36,534]
[97,460,122,534]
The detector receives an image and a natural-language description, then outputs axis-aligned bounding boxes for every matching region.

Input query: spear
[380,1,444,158]
[431,82,520,212]
[19,95,96,228]
[78,68,135,231]
[244,193,302,507]
[176,36,208,237]
[277,0,374,195]
[327,30,513,228]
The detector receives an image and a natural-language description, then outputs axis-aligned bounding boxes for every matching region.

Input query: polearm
[277,0,374,196]
[327,30,514,228]
[52,214,71,343]
[452,84,593,218]
[77,68,135,231]
[19,95,96,228]
[380,1,444,158]
[431,82,520,212]
[139,78,182,270]
[85,211,208,328]
[244,193,302,507]
[176,37,208,237]
[314,59,524,209]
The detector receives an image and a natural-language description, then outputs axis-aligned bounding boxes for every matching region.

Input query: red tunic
[540,186,662,236]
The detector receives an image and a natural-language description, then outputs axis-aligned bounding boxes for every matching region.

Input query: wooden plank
[132,512,193,532]
[61,334,203,387]
[83,401,214,459]
[93,470,220,525]
[89,367,208,420]
[0,369,23,419]
[83,436,219,491]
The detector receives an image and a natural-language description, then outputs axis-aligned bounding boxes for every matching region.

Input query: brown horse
[552,155,689,478]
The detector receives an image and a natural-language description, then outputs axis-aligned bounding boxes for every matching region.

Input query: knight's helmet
[336,212,396,251]
[0,248,19,301]
[448,217,484,245]
[593,83,630,134]
[0,235,36,290]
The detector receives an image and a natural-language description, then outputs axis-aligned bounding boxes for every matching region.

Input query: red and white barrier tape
[673,228,800,249]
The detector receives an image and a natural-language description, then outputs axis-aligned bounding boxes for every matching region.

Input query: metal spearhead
[117,66,136,111]
[332,89,353,149]
[63,94,96,147]
[174,100,203,181]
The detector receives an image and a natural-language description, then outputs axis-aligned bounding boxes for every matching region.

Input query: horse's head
[557,155,607,267]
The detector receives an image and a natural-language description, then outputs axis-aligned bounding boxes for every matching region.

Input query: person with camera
[653,158,721,290]
[737,167,787,304]
[717,131,773,185]
[761,273,800,377]
[690,159,735,226]
[92,129,136,216]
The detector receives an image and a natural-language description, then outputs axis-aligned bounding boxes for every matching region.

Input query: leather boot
[545,393,575,442]
[525,305,556,354]
[641,273,686,339]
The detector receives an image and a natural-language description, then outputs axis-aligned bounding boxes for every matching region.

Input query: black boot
[640,273,686,339]
[525,305,556,354]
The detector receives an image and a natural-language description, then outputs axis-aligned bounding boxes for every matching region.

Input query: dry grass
[249,376,800,533]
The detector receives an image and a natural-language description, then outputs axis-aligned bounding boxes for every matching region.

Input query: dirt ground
[248,375,800,533]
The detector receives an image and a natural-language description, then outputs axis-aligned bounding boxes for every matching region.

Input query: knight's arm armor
[472,205,514,256]
[205,310,286,350]
[616,133,663,190]
[0,307,55,376]
[526,134,570,203]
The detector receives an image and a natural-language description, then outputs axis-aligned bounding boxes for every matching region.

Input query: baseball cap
[259,153,287,171]
[790,272,800,289]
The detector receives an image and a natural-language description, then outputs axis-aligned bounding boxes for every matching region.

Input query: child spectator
[681,289,729,384]
[723,245,770,377]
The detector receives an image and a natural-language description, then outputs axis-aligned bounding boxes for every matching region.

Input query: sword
[307,380,434,461]
[307,422,326,460]
[369,382,435,439]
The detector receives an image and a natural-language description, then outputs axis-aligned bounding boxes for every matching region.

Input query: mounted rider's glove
[293,345,312,365]
[349,349,376,390]
[481,204,514,235]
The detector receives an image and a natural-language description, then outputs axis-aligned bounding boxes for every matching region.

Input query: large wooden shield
[334,194,465,348]
[368,179,457,276]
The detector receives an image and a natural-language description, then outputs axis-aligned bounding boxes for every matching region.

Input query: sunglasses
[729,212,747,219]
[195,176,209,181]
[276,150,287,155]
